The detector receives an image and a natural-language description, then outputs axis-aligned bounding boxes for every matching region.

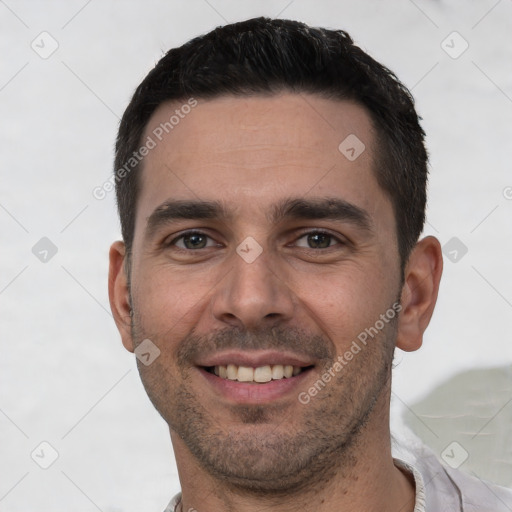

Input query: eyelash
[167,230,219,250]
[166,229,346,250]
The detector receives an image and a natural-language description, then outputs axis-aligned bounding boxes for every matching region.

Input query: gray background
[1,0,511,510]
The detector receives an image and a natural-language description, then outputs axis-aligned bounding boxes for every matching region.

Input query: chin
[179,417,359,496]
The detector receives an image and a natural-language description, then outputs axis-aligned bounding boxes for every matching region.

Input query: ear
[396,236,443,352]
[108,240,135,353]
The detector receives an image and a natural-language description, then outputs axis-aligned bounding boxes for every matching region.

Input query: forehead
[135,93,390,234]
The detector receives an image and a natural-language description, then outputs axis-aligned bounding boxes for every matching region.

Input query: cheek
[133,264,219,338]
[296,265,396,349]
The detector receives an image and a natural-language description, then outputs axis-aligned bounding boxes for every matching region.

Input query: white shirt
[164,442,512,511]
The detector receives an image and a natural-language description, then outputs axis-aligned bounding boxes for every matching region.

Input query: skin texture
[109,93,443,512]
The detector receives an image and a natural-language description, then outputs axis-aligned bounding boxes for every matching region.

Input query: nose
[210,249,296,331]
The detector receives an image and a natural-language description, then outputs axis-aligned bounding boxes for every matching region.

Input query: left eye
[171,232,217,250]
[295,232,341,249]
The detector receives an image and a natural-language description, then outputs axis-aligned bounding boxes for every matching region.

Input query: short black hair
[114,16,428,269]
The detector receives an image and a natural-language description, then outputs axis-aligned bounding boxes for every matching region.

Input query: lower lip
[198,367,313,404]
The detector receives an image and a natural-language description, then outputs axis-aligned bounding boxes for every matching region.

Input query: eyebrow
[144,197,373,240]
[144,199,228,240]
[268,197,373,232]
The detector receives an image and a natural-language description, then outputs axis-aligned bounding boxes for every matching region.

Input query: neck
[170,394,416,512]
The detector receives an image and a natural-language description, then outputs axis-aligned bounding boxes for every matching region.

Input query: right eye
[167,231,218,250]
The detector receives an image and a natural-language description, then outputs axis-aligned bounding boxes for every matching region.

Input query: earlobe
[108,240,135,353]
[396,236,443,352]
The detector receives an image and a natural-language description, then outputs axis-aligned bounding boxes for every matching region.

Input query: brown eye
[170,231,216,250]
[307,233,332,249]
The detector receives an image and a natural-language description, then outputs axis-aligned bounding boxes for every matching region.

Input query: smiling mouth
[203,364,314,383]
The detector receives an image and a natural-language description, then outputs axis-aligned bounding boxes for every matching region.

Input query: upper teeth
[213,364,303,382]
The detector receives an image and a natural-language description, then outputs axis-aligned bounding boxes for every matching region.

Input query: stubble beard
[130,308,397,496]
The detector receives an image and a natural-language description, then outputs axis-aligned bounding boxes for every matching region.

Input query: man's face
[125,93,403,491]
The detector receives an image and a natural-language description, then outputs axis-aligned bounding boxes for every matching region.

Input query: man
[108,17,512,512]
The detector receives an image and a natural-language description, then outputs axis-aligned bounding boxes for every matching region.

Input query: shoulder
[163,492,181,512]
[395,440,512,512]
[444,464,512,512]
